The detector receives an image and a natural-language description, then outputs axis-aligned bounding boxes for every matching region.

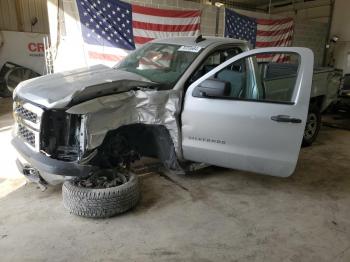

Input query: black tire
[302,104,321,147]
[0,82,12,97]
[5,67,40,94]
[62,171,140,218]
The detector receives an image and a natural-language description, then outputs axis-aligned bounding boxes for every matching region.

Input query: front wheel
[302,104,321,147]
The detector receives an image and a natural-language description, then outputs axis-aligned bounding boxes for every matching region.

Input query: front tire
[302,104,321,147]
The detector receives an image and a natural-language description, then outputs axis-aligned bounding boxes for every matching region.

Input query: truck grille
[15,105,38,123]
[18,124,36,147]
[13,101,43,151]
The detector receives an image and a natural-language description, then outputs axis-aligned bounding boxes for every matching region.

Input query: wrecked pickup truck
[12,37,341,216]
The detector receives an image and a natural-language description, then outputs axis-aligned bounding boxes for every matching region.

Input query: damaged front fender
[66,88,183,158]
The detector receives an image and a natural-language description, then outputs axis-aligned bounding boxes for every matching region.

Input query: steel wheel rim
[74,170,129,189]
[304,113,317,140]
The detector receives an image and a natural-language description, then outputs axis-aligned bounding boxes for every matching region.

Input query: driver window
[213,58,248,98]
[193,52,301,104]
[189,47,242,84]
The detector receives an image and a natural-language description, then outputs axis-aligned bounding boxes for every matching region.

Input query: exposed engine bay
[41,110,82,162]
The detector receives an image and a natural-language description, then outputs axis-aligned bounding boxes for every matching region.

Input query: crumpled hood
[14,64,153,109]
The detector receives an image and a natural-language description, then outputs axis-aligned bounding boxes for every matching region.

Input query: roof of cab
[151,36,248,48]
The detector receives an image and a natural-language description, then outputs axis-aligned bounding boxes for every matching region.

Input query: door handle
[271,115,302,123]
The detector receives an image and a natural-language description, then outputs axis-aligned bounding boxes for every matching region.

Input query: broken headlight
[41,110,85,162]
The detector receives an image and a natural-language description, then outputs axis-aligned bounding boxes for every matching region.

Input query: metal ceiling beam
[257,0,303,9]
[268,0,332,13]
[215,0,267,12]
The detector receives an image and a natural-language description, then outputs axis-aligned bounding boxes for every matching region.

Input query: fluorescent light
[215,2,224,7]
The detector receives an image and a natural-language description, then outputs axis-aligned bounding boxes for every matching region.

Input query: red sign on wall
[28,42,44,52]
[28,42,44,57]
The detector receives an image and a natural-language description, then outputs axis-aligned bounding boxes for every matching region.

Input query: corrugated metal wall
[0,0,18,31]
[0,0,49,34]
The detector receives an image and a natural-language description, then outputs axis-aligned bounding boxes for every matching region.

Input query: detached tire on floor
[62,171,140,218]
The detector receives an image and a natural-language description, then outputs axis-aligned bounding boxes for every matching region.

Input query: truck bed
[312,67,342,111]
[264,63,341,111]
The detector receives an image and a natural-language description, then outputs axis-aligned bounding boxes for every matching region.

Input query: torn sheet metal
[66,89,182,157]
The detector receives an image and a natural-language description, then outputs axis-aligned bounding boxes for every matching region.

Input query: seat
[203,65,217,74]
[217,69,244,97]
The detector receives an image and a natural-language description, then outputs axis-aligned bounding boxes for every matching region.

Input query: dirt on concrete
[1,97,350,262]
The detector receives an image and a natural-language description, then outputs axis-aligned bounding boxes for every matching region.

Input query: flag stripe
[257,53,292,58]
[132,12,200,26]
[255,36,292,47]
[133,28,199,39]
[256,17,293,25]
[132,20,200,32]
[257,26,294,36]
[85,43,129,55]
[132,4,200,46]
[256,55,290,62]
[134,35,155,44]
[88,51,126,62]
[132,4,200,18]
[257,33,292,43]
[257,21,294,31]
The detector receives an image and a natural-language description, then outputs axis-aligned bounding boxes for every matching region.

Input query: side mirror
[192,78,231,98]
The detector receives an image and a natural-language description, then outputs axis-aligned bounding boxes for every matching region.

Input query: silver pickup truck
[12,36,341,186]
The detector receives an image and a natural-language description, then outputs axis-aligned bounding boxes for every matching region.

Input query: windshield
[115,43,202,90]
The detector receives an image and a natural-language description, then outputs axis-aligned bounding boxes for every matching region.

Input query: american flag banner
[225,8,294,61]
[76,0,201,65]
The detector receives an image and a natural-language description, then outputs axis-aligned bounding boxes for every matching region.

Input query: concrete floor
[1,97,350,262]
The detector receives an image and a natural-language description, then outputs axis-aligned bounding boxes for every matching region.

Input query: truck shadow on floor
[1,155,349,220]
[135,145,350,215]
[322,98,350,131]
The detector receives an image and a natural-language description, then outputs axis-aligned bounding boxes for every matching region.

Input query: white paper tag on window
[178,46,202,53]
